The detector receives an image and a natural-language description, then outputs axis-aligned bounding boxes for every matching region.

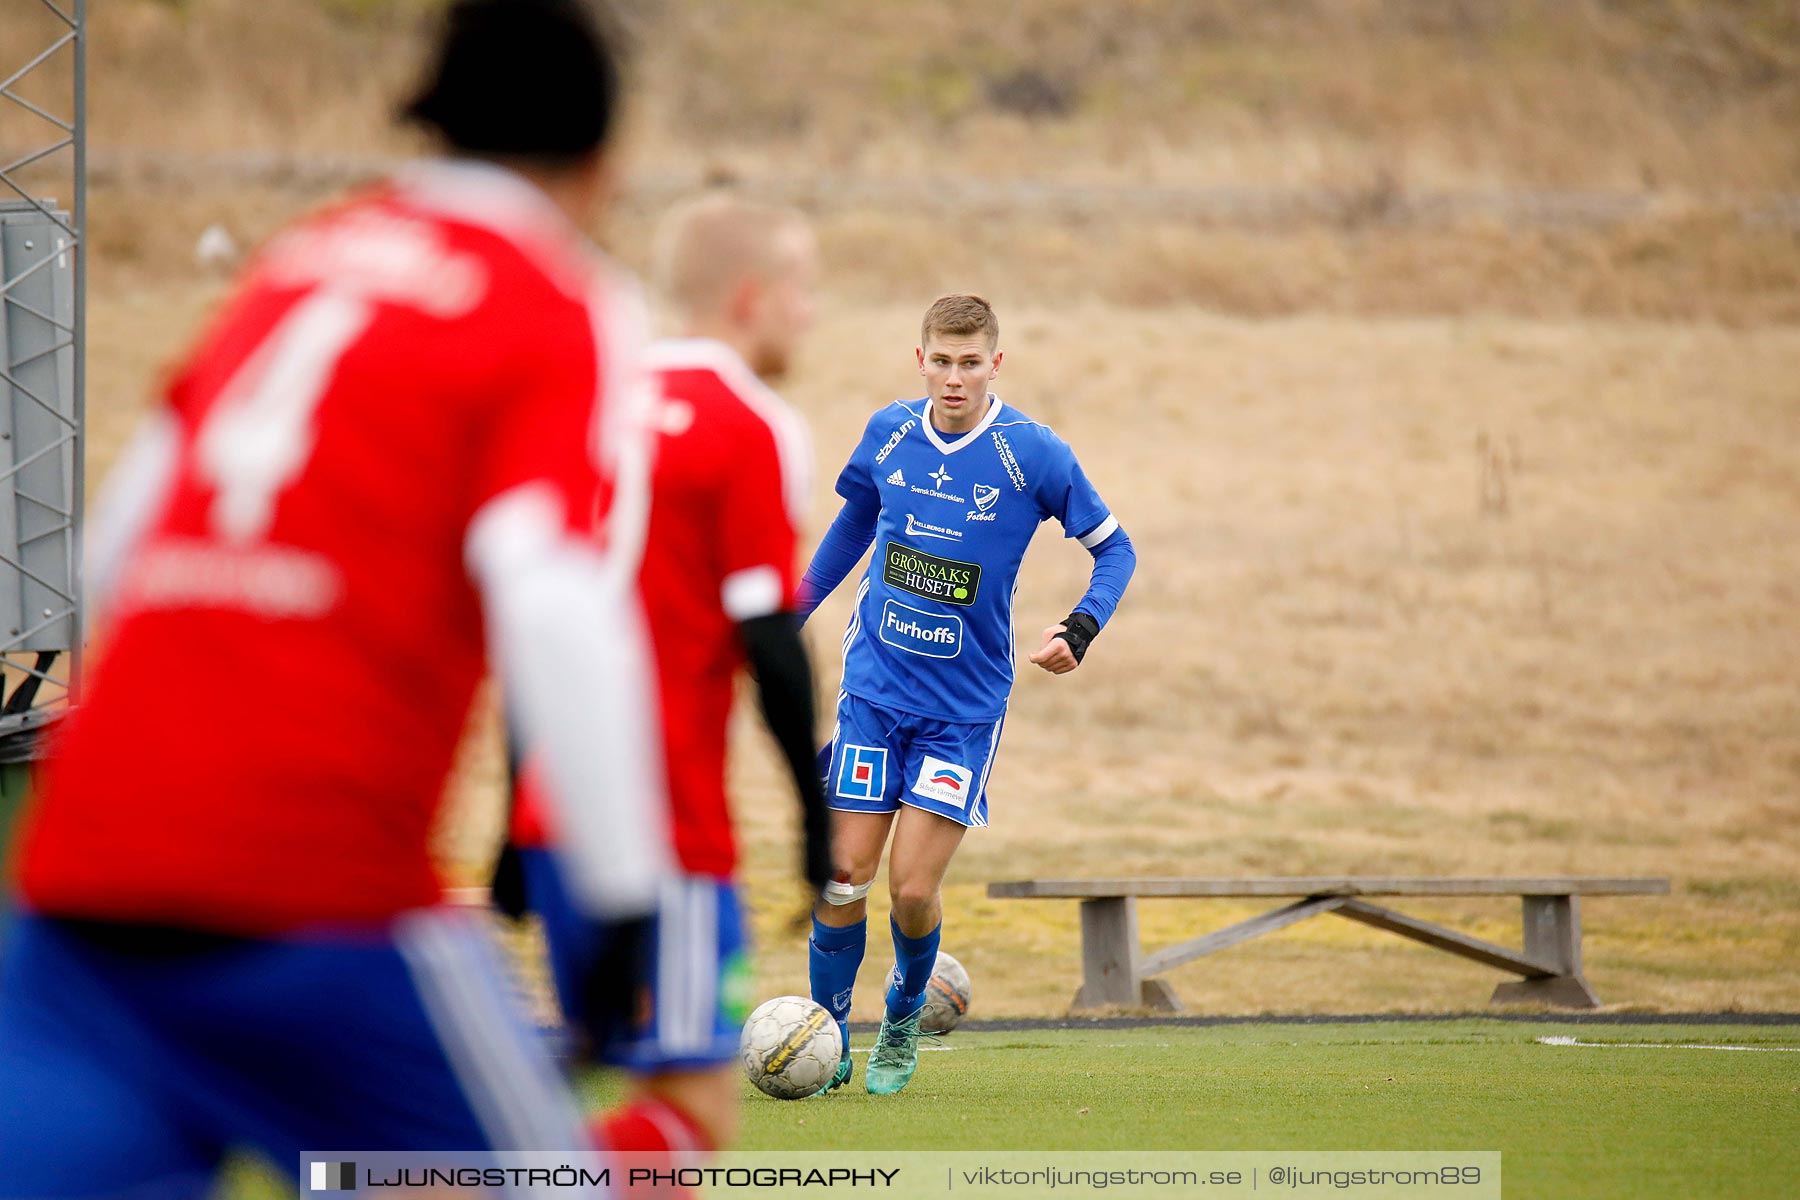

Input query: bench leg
[1490,895,1601,1009]
[1071,896,1177,1013]
[1138,978,1184,1012]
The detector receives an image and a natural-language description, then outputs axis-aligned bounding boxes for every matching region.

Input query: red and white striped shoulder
[645,337,812,524]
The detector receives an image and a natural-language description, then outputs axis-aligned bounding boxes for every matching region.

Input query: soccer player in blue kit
[799,294,1137,1093]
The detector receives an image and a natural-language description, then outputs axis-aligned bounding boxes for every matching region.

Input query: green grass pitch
[582,1019,1799,1199]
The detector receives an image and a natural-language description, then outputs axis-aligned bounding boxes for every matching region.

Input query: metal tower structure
[0,0,84,771]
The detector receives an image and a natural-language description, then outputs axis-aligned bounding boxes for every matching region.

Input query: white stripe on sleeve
[85,411,179,624]
[465,483,671,919]
[721,565,784,621]
[716,564,781,618]
[1077,514,1119,549]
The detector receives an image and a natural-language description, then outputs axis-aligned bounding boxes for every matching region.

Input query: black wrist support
[1055,611,1101,663]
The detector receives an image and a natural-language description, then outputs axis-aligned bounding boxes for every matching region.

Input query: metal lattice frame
[0,0,83,741]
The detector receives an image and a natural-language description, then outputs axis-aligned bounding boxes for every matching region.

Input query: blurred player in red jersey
[503,193,830,1157]
[0,1,668,1190]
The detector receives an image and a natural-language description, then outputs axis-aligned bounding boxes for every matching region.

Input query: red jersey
[19,161,647,933]
[513,338,811,877]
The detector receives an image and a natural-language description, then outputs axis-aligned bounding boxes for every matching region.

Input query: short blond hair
[654,191,809,317]
[920,293,999,351]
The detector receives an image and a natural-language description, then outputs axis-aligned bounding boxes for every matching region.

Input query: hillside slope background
[2,0,1795,1014]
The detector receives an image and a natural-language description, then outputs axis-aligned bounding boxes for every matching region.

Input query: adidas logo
[886,468,906,486]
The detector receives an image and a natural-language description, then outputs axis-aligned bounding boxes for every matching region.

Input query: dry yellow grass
[81,283,1800,1016]
[24,0,1800,1017]
[11,2,1800,322]
[10,0,1798,193]
[730,304,1800,1017]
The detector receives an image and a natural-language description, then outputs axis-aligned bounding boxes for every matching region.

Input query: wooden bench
[987,877,1670,1012]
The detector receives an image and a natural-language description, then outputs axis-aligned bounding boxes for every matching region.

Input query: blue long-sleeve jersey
[798,395,1135,723]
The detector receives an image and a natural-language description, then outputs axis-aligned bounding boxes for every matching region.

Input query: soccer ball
[740,995,842,1100]
[919,950,972,1034]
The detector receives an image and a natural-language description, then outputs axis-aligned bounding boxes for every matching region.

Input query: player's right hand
[1029,625,1080,674]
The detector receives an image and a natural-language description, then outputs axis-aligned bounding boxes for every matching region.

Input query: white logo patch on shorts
[912,755,974,809]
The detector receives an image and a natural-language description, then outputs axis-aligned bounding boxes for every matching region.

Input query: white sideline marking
[845,1042,1173,1053]
[849,1045,959,1054]
[1536,1036,1800,1053]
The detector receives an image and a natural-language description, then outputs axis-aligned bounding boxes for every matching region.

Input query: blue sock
[885,916,941,1020]
[809,915,867,1054]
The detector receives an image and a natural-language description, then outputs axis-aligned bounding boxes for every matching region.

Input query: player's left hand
[1029,625,1079,674]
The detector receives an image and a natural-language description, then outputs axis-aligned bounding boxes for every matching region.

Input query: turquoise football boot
[820,1055,853,1094]
[864,1004,926,1095]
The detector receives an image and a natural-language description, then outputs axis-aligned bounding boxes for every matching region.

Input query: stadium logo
[886,468,906,486]
[883,540,980,606]
[991,430,1027,491]
[913,756,973,809]
[903,514,962,541]
[972,483,999,512]
[929,463,953,489]
[309,1163,356,1192]
[879,600,963,659]
[874,419,916,465]
[835,745,888,801]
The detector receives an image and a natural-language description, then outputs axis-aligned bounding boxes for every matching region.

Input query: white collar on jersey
[394,158,572,240]
[391,158,596,297]
[644,337,786,415]
[642,337,812,522]
[921,393,1004,455]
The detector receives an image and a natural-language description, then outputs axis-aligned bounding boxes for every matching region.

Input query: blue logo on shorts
[836,744,887,801]
[878,599,963,659]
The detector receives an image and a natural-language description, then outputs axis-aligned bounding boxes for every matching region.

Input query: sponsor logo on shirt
[992,430,1027,491]
[903,513,963,541]
[912,755,974,809]
[882,540,981,606]
[885,468,906,486]
[128,540,343,620]
[910,482,966,503]
[908,462,966,505]
[836,744,888,801]
[874,419,917,466]
[879,599,963,658]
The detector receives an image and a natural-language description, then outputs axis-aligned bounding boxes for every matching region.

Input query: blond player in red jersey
[505,193,830,1159]
[0,1,669,1191]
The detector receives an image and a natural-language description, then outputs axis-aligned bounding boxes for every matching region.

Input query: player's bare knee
[829,837,883,880]
[889,877,940,923]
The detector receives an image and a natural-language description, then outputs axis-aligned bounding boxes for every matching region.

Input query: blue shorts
[0,909,588,1200]
[519,849,751,1074]
[821,692,1005,828]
